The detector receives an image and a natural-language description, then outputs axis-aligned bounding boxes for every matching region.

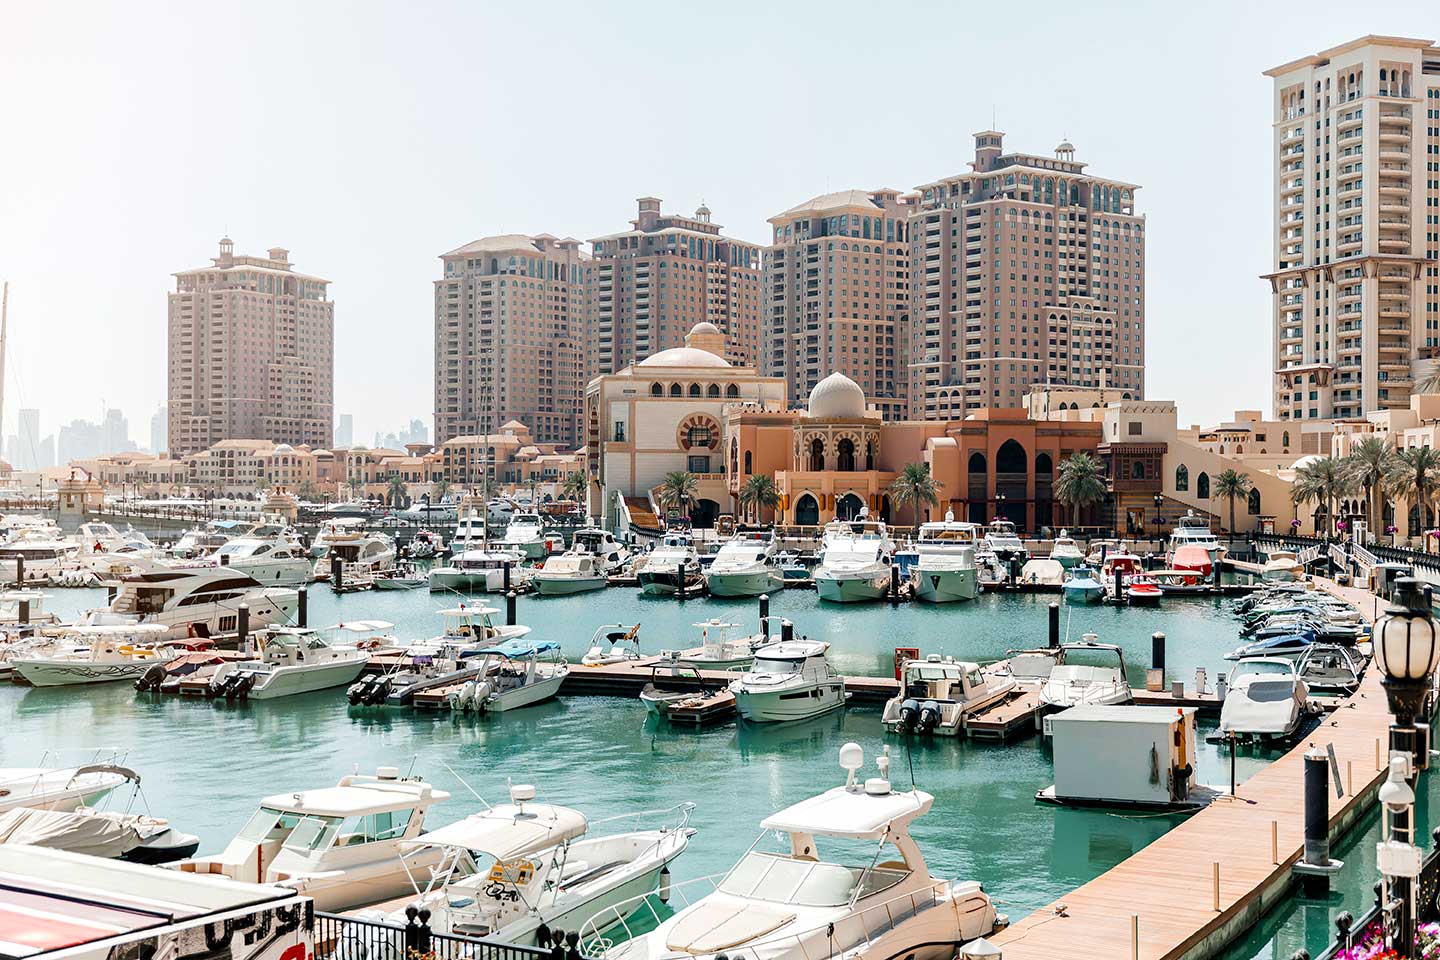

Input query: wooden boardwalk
[991,577,1387,960]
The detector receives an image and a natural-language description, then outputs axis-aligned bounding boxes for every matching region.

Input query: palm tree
[431,478,451,503]
[1385,445,1440,549]
[1342,436,1396,540]
[1054,452,1107,529]
[386,472,408,508]
[1415,368,1440,395]
[656,471,699,520]
[1211,469,1252,548]
[346,474,363,500]
[888,463,942,535]
[1291,455,1349,539]
[737,474,781,523]
[560,470,588,504]
[296,480,319,503]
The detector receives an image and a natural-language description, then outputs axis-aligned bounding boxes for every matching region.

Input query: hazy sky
[2,1,1434,447]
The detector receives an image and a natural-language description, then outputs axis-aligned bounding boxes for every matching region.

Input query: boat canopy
[438,607,501,618]
[463,638,561,659]
[259,781,449,818]
[64,623,170,638]
[409,803,587,858]
[0,807,151,860]
[761,785,933,839]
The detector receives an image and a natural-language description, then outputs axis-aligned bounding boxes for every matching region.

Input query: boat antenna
[440,760,492,810]
[404,754,417,780]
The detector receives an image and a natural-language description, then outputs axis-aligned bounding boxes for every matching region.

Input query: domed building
[585,322,786,531]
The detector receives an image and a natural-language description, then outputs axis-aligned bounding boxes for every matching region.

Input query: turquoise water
[0,584,1388,955]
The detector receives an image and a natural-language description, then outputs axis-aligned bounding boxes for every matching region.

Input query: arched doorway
[692,499,720,528]
[1196,472,1210,500]
[995,439,1028,527]
[1034,452,1054,530]
[836,493,865,520]
[880,494,892,524]
[794,493,819,526]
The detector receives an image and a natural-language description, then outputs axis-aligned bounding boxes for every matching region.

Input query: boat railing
[580,875,953,960]
[588,800,696,837]
[314,909,556,960]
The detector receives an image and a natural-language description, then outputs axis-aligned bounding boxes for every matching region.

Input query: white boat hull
[705,567,785,598]
[531,574,607,596]
[733,679,846,722]
[235,659,370,699]
[428,569,509,592]
[14,658,166,687]
[814,571,889,603]
[229,558,314,586]
[1062,585,1103,605]
[487,669,567,711]
[911,568,978,603]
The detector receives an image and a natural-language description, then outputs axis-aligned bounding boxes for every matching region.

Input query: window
[689,383,702,397]
[1196,472,1210,499]
[744,451,752,474]
[1131,460,1145,480]
[1127,422,1142,436]
[1248,488,1262,515]
[650,383,663,397]
[1175,464,1189,491]
[613,422,626,442]
[686,425,712,447]
[669,384,682,397]
[687,455,711,473]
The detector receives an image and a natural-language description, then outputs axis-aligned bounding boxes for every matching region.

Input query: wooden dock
[990,577,1388,960]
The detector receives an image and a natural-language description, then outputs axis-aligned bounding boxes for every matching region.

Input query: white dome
[637,346,731,368]
[1289,454,1323,471]
[807,372,866,419]
[689,321,722,336]
[273,443,294,453]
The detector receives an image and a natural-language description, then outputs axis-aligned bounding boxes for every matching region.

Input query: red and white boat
[1125,576,1163,605]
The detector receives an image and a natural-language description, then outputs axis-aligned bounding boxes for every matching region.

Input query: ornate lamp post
[1371,576,1439,958]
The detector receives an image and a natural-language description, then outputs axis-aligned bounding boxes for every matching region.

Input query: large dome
[637,346,731,368]
[807,372,866,419]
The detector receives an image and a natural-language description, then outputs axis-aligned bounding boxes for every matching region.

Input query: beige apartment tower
[589,198,764,376]
[167,238,334,457]
[909,133,1146,419]
[764,189,914,420]
[1265,36,1440,421]
[434,234,588,447]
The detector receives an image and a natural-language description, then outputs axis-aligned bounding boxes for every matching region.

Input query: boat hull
[733,679,846,722]
[428,569,507,592]
[814,572,889,603]
[705,568,785,598]
[487,670,567,711]
[247,659,370,699]
[911,568,979,603]
[14,658,168,687]
[637,569,692,596]
[1062,585,1103,605]
[531,575,607,596]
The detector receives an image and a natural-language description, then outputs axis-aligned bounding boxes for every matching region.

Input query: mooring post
[1114,566,1124,604]
[1147,632,1166,692]
[17,598,28,626]
[759,594,770,638]
[503,561,512,593]
[781,619,794,644]
[15,555,23,587]
[890,564,901,601]
[237,603,250,656]
[334,558,344,593]
[506,590,517,626]
[298,586,308,628]
[1293,747,1343,893]
[1048,602,1060,649]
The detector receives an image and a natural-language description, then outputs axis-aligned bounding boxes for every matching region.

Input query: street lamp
[1371,576,1440,958]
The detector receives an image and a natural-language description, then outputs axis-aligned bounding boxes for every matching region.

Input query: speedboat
[1170,545,1215,579]
[174,767,450,912]
[373,561,426,590]
[209,533,314,585]
[1126,576,1163,605]
[581,743,1001,960]
[372,785,695,945]
[582,624,643,666]
[347,607,530,707]
[498,511,553,561]
[1039,638,1132,709]
[1261,550,1305,582]
[1297,644,1364,697]
[814,516,893,603]
[79,564,298,641]
[989,647,1065,690]
[446,638,569,713]
[0,805,199,865]
[1226,632,1314,661]
[730,639,845,722]
[1062,565,1104,605]
[316,531,397,581]
[640,659,737,725]
[908,513,980,603]
[404,528,447,560]
[12,625,177,686]
[0,761,139,814]
[705,529,785,598]
[1018,558,1066,587]
[881,655,1017,736]
[1219,657,1311,739]
[531,553,608,595]
[675,619,764,670]
[203,622,384,700]
[637,533,702,596]
[983,518,1028,564]
[428,549,525,593]
[1050,530,1084,569]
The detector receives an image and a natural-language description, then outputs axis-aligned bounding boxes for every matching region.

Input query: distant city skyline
[3,2,1436,443]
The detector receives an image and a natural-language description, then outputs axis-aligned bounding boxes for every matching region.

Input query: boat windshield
[237,806,308,842]
[719,846,908,907]
[279,808,414,856]
[752,656,804,673]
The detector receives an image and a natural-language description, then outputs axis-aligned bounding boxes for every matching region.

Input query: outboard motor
[364,677,392,706]
[134,664,166,692]
[898,698,920,732]
[917,699,942,734]
[346,679,369,705]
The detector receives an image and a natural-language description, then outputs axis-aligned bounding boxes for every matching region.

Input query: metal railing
[1316,826,1440,959]
[314,910,559,960]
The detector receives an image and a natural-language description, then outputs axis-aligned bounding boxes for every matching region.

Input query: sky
[1,0,1435,448]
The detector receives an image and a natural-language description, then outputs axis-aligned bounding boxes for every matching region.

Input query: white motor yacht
[704,529,785,598]
[347,607,530,707]
[80,565,298,641]
[674,619,765,670]
[1170,511,1223,562]
[0,526,78,580]
[204,622,385,700]
[209,533,314,585]
[582,744,1001,960]
[637,533,702,596]
[316,531,397,582]
[908,514,980,603]
[983,518,1027,564]
[404,528,447,560]
[0,761,139,814]
[814,516,894,603]
[310,517,368,559]
[446,638,569,713]
[498,512,553,561]
[373,784,695,946]
[175,767,450,912]
[450,511,491,554]
[11,624,176,686]
[429,549,526,593]
[730,639,845,722]
[882,656,1017,736]
[532,529,630,596]
[1039,637,1133,710]
[76,522,158,557]
[1050,529,1084,568]
[1261,550,1306,582]
[1220,657,1312,739]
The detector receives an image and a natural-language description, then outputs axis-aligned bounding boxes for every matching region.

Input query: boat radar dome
[840,742,865,790]
[867,747,892,796]
[377,766,400,780]
[510,782,537,817]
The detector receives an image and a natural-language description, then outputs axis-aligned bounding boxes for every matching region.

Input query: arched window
[669,383,682,397]
[836,493,864,520]
[1035,452,1053,475]
[795,493,819,526]
[1130,460,1144,480]
[809,438,825,472]
[707,384,720,398]
[1248,488,1261,516]
[865,439,876,471]
[968,452,987,474]
[744,451,752,474]
[996,439,1026,474]
[688,383,701,397]
[1196,472,1210,500]
[686,424,712,448]
[725,384,739,398]
[1236,444,1244,454]
[1175,464,1189,491]
[650,383,663,397]
[837,438,856,472]
[1282,431,1290,447]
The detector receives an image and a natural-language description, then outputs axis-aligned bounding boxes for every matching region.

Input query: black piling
[15,555,23,587]
[1048,602,1060,649]
[890,564,901,601]
[1114,566,1124,604]
[237,603,250,654]
[1211,556,1222,591]
[334,558,344,593]
[1295,748,1343,893]
[781,619,794,644]
[503,561,512,593]
[17,598,29,626]
[298,586,308,627]
[1148,631,1166,691]
[759,594,770,638]
[506,590,517,626]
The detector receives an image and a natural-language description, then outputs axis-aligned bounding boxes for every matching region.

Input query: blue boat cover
[461,638,561,659]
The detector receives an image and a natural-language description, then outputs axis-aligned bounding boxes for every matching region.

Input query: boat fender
[898,698,920,731]
[658,867,672,902]
[918,699,942,733]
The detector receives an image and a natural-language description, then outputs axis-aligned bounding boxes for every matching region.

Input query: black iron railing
[314,910,580,960]
[1315,826,1440,959]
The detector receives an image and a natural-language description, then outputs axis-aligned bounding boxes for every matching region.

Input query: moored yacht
[1039,637,1132,710]
[450,510,491,554]
[675,619,763,670]
[814,515,894,603]
[0,525,78,580]
[203,622,384,699]
[637,532,702,596]
[983,518,1027,564]
[1050,529,1084,568]
[445,637,569,712]
[175,767,450,912]
[81,565,298,640]
[11,625,177,686]
[907,513,979,603]
[531,528,630,596]
[730,639,845,722]
[209,533,314,585]
[581,743,1001,960]
[1170,510,1223,561]
[428,549,525,593]
[497,511,552,560]
[882,655,1017,736]
[310,517,367,559]
[704,528,785,598]
[315,531,396,581]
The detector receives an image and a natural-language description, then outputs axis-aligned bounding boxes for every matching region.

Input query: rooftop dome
[1289,454,1323,471]
[690,321,721,336]
[807,372,866,419]
[638,347,731,368]
[273,443,294,453]
[1056,140,1075,152]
